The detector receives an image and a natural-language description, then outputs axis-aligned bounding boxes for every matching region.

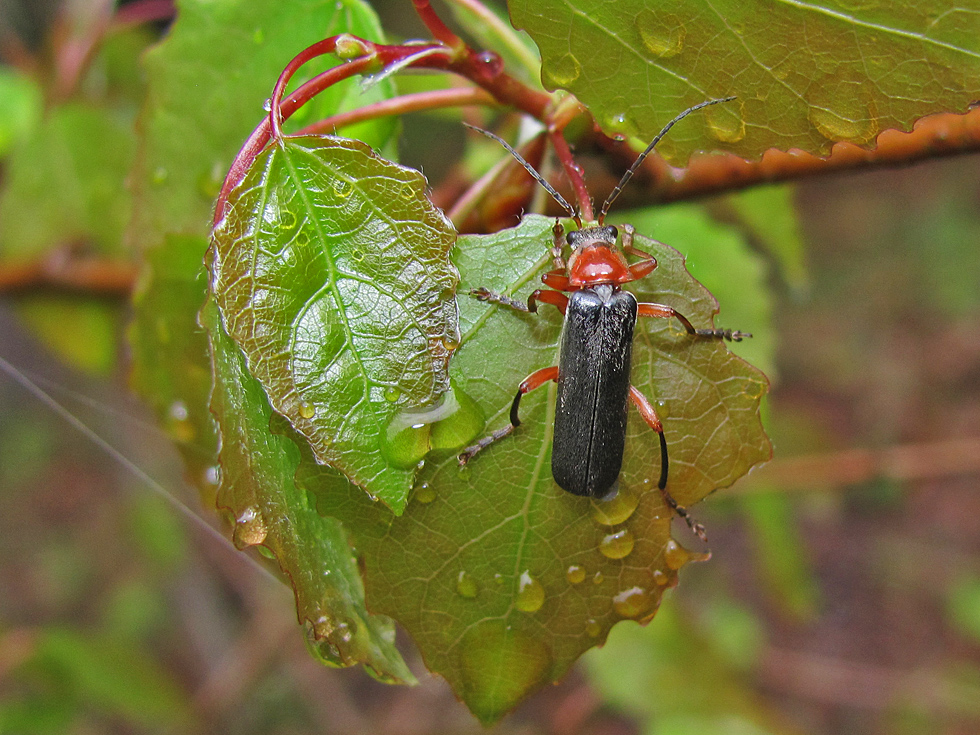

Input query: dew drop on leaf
[413,482,436,504]
[590,482,640,525]
[655,398,670,418]
[612,586,654,619]
[599,528,635,559]
[652,569,670,586]
[381,422,429,470]
[515,571,545,613]
[383,386,401,402]
[663,538,710,570]
[585,619,601,637]
[233,506,267,547]
[543,52,581,86]
[280,209,297,230]
[298,400,316,419]
[565,565,586,584]
[705,100,746,143]
[806,75,879,144]
[592,571,604,585]
[634,10,685,58]
[428,384,483,451]
[456,570,479,599]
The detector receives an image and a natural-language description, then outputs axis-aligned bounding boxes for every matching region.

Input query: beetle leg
[551,219,567,270]
[470,286,569,315]
[637,302,751,342]
[620,224,659,279]
[458,366,560,465]
[527,288,568,315]
[629,386,707,542]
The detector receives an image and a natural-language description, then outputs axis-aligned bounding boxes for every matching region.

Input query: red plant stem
[548,128,593,222]
[270,37,343,139]
[0,253,137,296]
[412,0,464,49]
[214,56,375,225]
[298,87,496,136]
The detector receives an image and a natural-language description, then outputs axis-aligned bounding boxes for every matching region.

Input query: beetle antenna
[463,123,580,225]
[598,96,737,223]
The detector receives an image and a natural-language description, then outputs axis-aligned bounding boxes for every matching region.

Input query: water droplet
[456,570,478,598]
[298,401,316,419]
[381,421,429,470]
[280,209,297,230]
[475,50,504,77]
[807,76,879,144]
[233,506,267,547]
[167,401,194,442]
[494,573,504,585]
[441,335,460,352]
[399,183,415,200]
[383,386,401,402]
[428,383,484,452]
[664,538,711,570]
[295,231,310,247]
[742,380,767,400]
[543,52,581,87]
[262,98,272,112]
[333,178,353,198]
[652,569,669,586]
[612,586,653,618]
[635,10,685,58]
[599,528,635,559]
[335,620,354,642]
[459,622,553,720]
[585,619,601,637]
[413,482,436,504]
[604,112,639,141]
[566,565,586,584]
[152,167,168,185]
[592,571,604,585]
[591,481,640,525]
[515,571,545,613]
[351,247,366,263]
[655,399,670,419]
[203,465,220,487]
[705,99,746,143]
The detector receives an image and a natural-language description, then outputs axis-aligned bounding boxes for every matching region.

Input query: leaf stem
[412,0,465,49]
[548,128,593,222]
[298,87,496,136]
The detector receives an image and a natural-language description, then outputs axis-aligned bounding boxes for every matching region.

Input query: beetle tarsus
[695,327,752,342]
[659,485,709,543]
[469,287,531,313]
[458,423,515,465]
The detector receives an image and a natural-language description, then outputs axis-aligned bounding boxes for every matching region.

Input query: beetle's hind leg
[629,386,707,542]
[458,366,559,465]
[637,303,751,342]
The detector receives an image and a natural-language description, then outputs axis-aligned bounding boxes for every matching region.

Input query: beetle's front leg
[469,286,568,315]
[458,366,559,464]
[637,302,751,341]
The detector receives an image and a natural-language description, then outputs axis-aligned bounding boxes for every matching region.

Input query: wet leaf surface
[508,0,980,162]
[210,136,458,513]
[302,214,771,722]
[202,298,414,682]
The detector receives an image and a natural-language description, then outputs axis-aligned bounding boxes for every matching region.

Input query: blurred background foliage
[1,0,979,733]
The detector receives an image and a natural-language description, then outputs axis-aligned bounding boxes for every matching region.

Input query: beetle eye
[605,225,618,241]
[567,229,581,245]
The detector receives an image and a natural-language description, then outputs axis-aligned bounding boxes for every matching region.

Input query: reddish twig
[412,0,464,49]
[298,87,496,136]
[548,127,593,222]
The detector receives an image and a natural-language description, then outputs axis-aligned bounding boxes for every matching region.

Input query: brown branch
[0,251,138,297]
[643,107,980,203]
[737,436,980,493]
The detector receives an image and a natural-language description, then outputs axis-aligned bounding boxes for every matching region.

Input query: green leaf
[128,235,219,484]
[202,298,414,683]
[304,214,770,722]
[507,0,980,161]
[210,136,458,513]
[130,0,396,251]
